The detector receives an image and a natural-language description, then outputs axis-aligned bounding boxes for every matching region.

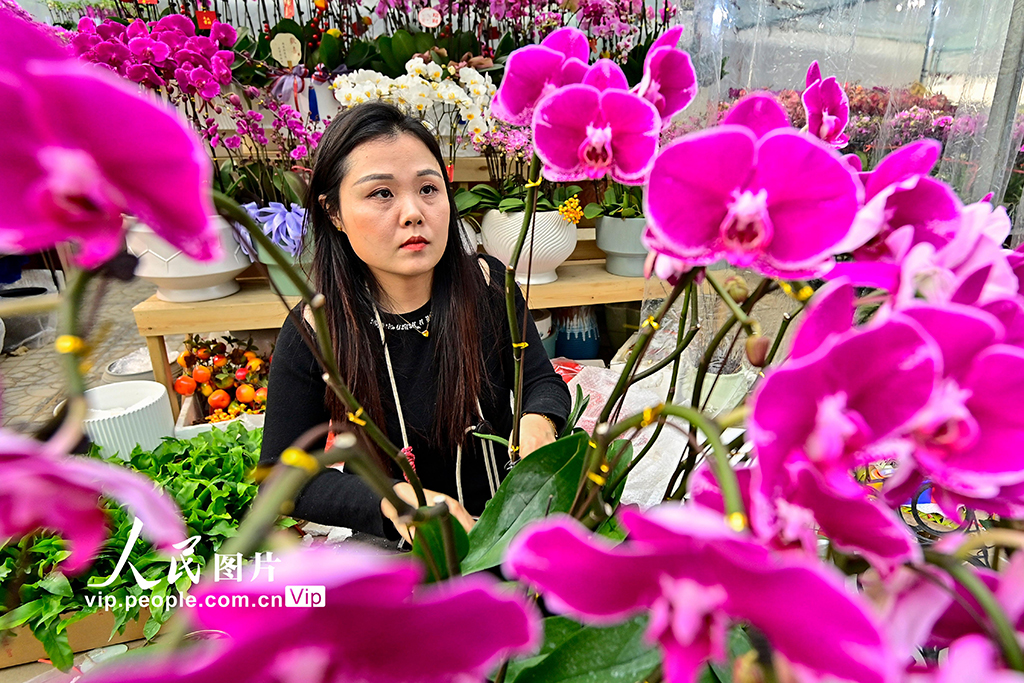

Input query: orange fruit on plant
[176,350,191,369]
[235,384,255,404]
[212,354,228,368]
[192,365,212,384]
[208,389,231,411]
[254,387,268,404]
[201,383,214,397]
[174,376,197,396]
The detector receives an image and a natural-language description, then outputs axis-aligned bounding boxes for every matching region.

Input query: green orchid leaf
[583,203,604,220]
[411,512,470,583]
[510,615,659,683]
[461,433,588,573]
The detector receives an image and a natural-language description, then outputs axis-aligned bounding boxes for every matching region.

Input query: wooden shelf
[132,261,660,417]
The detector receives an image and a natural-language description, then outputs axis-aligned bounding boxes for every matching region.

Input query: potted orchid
[10,7,1024,683]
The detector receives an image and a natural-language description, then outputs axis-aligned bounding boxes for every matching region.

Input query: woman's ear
[319,194,344,232]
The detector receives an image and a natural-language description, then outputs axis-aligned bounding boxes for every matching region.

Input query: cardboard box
[1,609,149,670]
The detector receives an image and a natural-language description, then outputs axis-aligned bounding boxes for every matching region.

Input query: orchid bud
[745,334,771,367]
[227,93,241,107]
[724,275,749,303]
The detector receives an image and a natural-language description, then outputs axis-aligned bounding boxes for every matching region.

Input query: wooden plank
[133,263,661,339]
[146,335,178,422]
[132,282,301,337]
[522,262,662,309]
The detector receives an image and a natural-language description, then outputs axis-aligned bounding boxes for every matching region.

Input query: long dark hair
[306,101,489,469]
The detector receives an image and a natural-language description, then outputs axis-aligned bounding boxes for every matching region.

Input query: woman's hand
[516,413,558,459]
[381,481,476,544]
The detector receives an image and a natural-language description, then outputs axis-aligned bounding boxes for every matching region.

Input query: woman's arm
[260,310,391,536]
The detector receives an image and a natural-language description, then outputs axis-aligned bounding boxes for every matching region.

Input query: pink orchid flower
[1,431,185,574]
[86,546,540,683]
[644,126,862,278]
[633,26,698,128]
[721,92,791,139]
[908,635,1024,683]
[532,77,661,184]
[0,9,220,268]
[750,280,940,497]
[836,140,961,261]
[802,60,850,148]
[490,26,589,126]
[505,509,896,683]
[878,303,1024,519]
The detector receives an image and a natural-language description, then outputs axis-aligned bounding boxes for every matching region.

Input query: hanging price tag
[417,7,441,28]
[196,10,217,27]
[282,0,295,19]
[270,33,302,67]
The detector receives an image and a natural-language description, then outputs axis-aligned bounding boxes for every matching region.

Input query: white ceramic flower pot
[595,216,649,277]
[126,216,252,302]
[480,210,577,285]
[81,381,175,459]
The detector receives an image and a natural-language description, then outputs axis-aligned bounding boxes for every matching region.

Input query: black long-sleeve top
[259,254,571,537]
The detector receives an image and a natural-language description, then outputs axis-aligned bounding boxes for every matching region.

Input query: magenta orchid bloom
[0,9,220,268]
[490,26,589,126]
[837,139,961,261]
[633,26,698,127]
[909,635,1024,683]
[925,552,1024,649]
[86,547,540,683]
[644,126,862,278]
[878,303,1024,519]
[802,61,850,148]
[532,80,660,184]
[721,92,790,139]
[0,431,185,574]
[505,509,895,683]
[751,280,939,494]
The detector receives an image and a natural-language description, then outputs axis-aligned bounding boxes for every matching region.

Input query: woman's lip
[401,238,429,247]
[401,242,427,251]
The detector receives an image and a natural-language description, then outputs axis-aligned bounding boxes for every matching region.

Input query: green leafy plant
[584,183,644,220]
[456,182,583,219]
[0,425,290,669]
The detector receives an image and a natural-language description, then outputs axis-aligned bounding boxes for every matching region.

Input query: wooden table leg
[146,335,179,422]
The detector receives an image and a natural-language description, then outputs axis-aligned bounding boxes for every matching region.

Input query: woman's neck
[373,270,433,314]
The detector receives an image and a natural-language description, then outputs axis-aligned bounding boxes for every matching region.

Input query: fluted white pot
[480,210,576,285]
[127,217,252,302]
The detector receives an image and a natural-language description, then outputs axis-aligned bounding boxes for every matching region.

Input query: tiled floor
[0,277,175,432]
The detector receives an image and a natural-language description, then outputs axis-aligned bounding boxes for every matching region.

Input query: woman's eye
[421,184,439,195]
[370,188,393,199]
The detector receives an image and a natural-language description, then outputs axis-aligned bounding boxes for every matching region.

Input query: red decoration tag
[196,10,217,28]
[283,0,295,19]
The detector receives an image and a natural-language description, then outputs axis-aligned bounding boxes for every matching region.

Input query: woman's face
[333,133,450,290]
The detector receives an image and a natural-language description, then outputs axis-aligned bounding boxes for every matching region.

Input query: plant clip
[727,511,748,532]
[281,447,319,474]
[347,406,367,426]
[587,471,607,486]
[641,316,660,331]
[779,280,814,302]
[54,335,87,355]
[525,177,543,188]
[512,341,529,349]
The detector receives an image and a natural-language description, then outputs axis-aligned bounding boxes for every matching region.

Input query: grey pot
[594,216,649,277]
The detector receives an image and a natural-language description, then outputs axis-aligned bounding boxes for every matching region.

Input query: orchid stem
[505,154,542,461]
[925,550,1024,672]
[706,271,754,331]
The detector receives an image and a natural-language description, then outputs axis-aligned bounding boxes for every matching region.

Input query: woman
[259,101,571,541]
